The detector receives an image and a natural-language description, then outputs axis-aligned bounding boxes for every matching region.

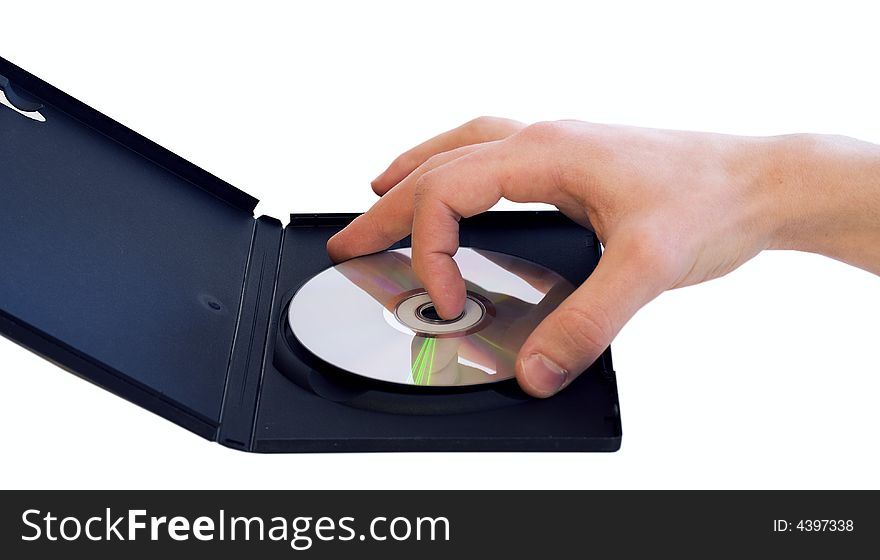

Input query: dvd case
[0,55,622,452]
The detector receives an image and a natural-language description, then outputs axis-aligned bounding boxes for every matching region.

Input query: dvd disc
[288,248,575,387]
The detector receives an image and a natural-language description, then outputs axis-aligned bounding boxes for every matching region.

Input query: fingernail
[371,172,385,186]
[521,353,568,396]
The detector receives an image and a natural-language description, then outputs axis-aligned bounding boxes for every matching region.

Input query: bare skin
[327,117,880,397]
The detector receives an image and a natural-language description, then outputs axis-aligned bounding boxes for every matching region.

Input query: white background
[1,1,878,489]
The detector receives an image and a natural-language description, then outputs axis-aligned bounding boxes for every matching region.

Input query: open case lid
[0,56,269,438]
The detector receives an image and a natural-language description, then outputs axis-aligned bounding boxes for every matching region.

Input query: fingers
[410,131,573,318]
[327,143,491,262]
[515,240,669,397]
[371,117,525,195]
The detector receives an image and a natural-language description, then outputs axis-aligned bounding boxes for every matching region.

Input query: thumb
[516,242,667,397]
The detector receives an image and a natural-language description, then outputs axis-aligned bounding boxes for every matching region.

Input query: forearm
[765,134,880,274]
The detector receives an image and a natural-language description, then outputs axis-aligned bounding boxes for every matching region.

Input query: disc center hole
[416,303,463,324]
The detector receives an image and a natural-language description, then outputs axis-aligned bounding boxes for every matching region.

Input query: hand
[328,118,880,397]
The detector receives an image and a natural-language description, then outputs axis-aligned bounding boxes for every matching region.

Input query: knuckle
[422,152,448,170]
[553,304,615,357]
[463,116,495,133]
[413,172,433,194]
[362,210,393,243]
[413,172,438,205]
[621,229,682,284]
[519,120,566,143]
[390,151,417,173]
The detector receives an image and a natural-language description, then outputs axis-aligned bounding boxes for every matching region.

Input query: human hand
[328,118,880,397]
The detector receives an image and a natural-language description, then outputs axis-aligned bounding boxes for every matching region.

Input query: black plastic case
[0,56,622,452]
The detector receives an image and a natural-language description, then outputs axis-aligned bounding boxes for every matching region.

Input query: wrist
[760,133,880,272]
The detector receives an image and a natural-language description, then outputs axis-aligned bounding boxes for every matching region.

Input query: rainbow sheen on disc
[287,248,575,387]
